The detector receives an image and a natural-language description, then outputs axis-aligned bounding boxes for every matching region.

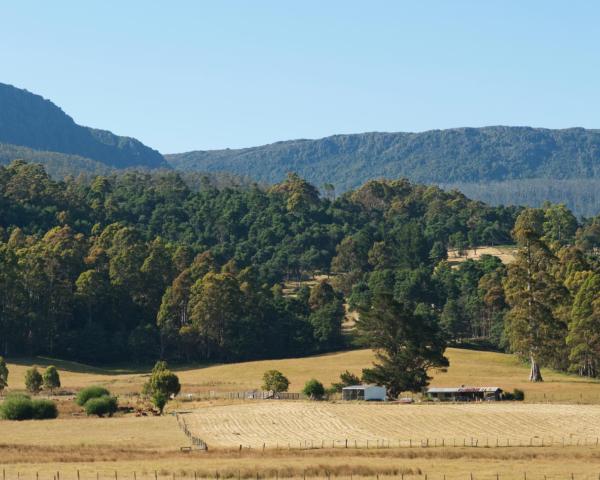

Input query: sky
[2,1,600,153]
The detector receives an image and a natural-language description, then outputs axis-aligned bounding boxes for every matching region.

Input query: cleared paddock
[183,401,600,448]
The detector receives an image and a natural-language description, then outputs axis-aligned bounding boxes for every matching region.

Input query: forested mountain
[168,127,600,217]
[0,83,167,170]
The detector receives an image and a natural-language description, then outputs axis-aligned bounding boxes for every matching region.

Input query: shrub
[302,379,325,399]
[24,367,43,394]
[75,386,111,406]
[31,399,58,419]
[43,366,61,394]
[330,370,361,393]
[513,388,525,401]
[503,389,525,401]
[262,370,290,393]
[84,396,118,417]
[0,395,33,420]
[0,356,8,394]
[152,391,168,414]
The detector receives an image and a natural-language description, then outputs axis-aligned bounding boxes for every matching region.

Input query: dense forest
[3,82,600,216]
[0,161,598,387]
[446,178,600,218]
[168,127,600,216]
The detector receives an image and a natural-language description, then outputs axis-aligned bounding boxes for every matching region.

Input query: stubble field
[182,401,600,449]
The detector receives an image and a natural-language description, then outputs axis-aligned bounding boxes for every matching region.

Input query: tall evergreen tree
[504,209,568,382]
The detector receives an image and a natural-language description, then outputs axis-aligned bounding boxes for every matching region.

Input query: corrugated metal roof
[427,386,502,393]
[342,384,383,390]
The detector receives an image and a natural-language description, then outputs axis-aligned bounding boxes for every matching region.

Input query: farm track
[184,402,600,448]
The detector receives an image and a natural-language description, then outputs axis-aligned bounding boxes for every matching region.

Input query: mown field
[5,348,600,403]
[183,401,600,448]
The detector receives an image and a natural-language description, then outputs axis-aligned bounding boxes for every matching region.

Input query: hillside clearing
[448,245,517,265]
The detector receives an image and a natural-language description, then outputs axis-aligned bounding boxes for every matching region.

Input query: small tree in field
[43,366,61,394]
[303,379,325,400]
[24,367,42,394]
[143,361,180,414]
[262,370,290,393]
[0,357,8,395]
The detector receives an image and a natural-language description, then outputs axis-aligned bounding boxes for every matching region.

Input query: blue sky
[2,1,599,152]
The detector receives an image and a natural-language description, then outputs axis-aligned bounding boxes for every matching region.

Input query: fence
[175,413,207,450]
[228,435,600,451]
[226,391,302,400]
[4,470,600,480]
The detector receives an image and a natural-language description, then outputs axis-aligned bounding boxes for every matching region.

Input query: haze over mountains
[1,82,599,216]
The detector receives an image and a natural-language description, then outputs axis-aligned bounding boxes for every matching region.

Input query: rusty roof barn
[426,386,503,402]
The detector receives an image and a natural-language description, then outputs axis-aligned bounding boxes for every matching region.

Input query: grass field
[6,348,600,403]
[3,348,600,479]
[183,401,600,448]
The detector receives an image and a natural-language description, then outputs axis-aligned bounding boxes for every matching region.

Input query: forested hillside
[1,161,599,384]
[0,83,167,170]
[168,127,600,217]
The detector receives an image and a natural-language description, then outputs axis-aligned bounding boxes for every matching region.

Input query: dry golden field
[3,348,600,479]
[182,401,600,449]
[5,348,600,403]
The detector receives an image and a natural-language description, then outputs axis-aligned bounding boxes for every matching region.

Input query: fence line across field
[172,413,600,452]
[5,470,600,480]
[228,436,600,451]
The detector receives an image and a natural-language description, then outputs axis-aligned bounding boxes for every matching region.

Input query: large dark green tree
[358,293,448,398]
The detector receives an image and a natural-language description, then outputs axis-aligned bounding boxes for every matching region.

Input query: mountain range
[1,82,599,215]
[0,82,167,176]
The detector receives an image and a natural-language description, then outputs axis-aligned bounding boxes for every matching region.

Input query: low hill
[6,348,599,403]
[0,82,167,171]
[168,127,600,216]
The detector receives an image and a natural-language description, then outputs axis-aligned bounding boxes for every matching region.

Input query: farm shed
[426,386,503,402]
[342,385,387,401]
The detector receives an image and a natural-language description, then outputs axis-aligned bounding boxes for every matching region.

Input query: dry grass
[3,445,600,479]
[0,415,187,448]
[4,348,600,478]
[447,245,517,265]
[182,401,600,448]
[5,348,600,402]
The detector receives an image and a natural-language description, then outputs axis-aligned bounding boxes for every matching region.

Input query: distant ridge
[0,82,168,171]
[167,127,600,216]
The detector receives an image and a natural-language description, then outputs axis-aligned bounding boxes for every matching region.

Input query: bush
[84,396,118,417]
[0,395,33,420]
[24,367,43,394]
[262,370,290,393]
[513,388,525,401]
[31,399,58,419]
[503,388,525,401]
[152,391,168,414]
[75,386,111,406]
[302,379,325,399]
[43,366,61,393]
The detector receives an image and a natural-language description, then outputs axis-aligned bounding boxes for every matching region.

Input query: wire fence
[3,469,600,480]
[227,436,600,451]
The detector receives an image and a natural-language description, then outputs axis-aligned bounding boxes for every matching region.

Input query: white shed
[342,385,386,401]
